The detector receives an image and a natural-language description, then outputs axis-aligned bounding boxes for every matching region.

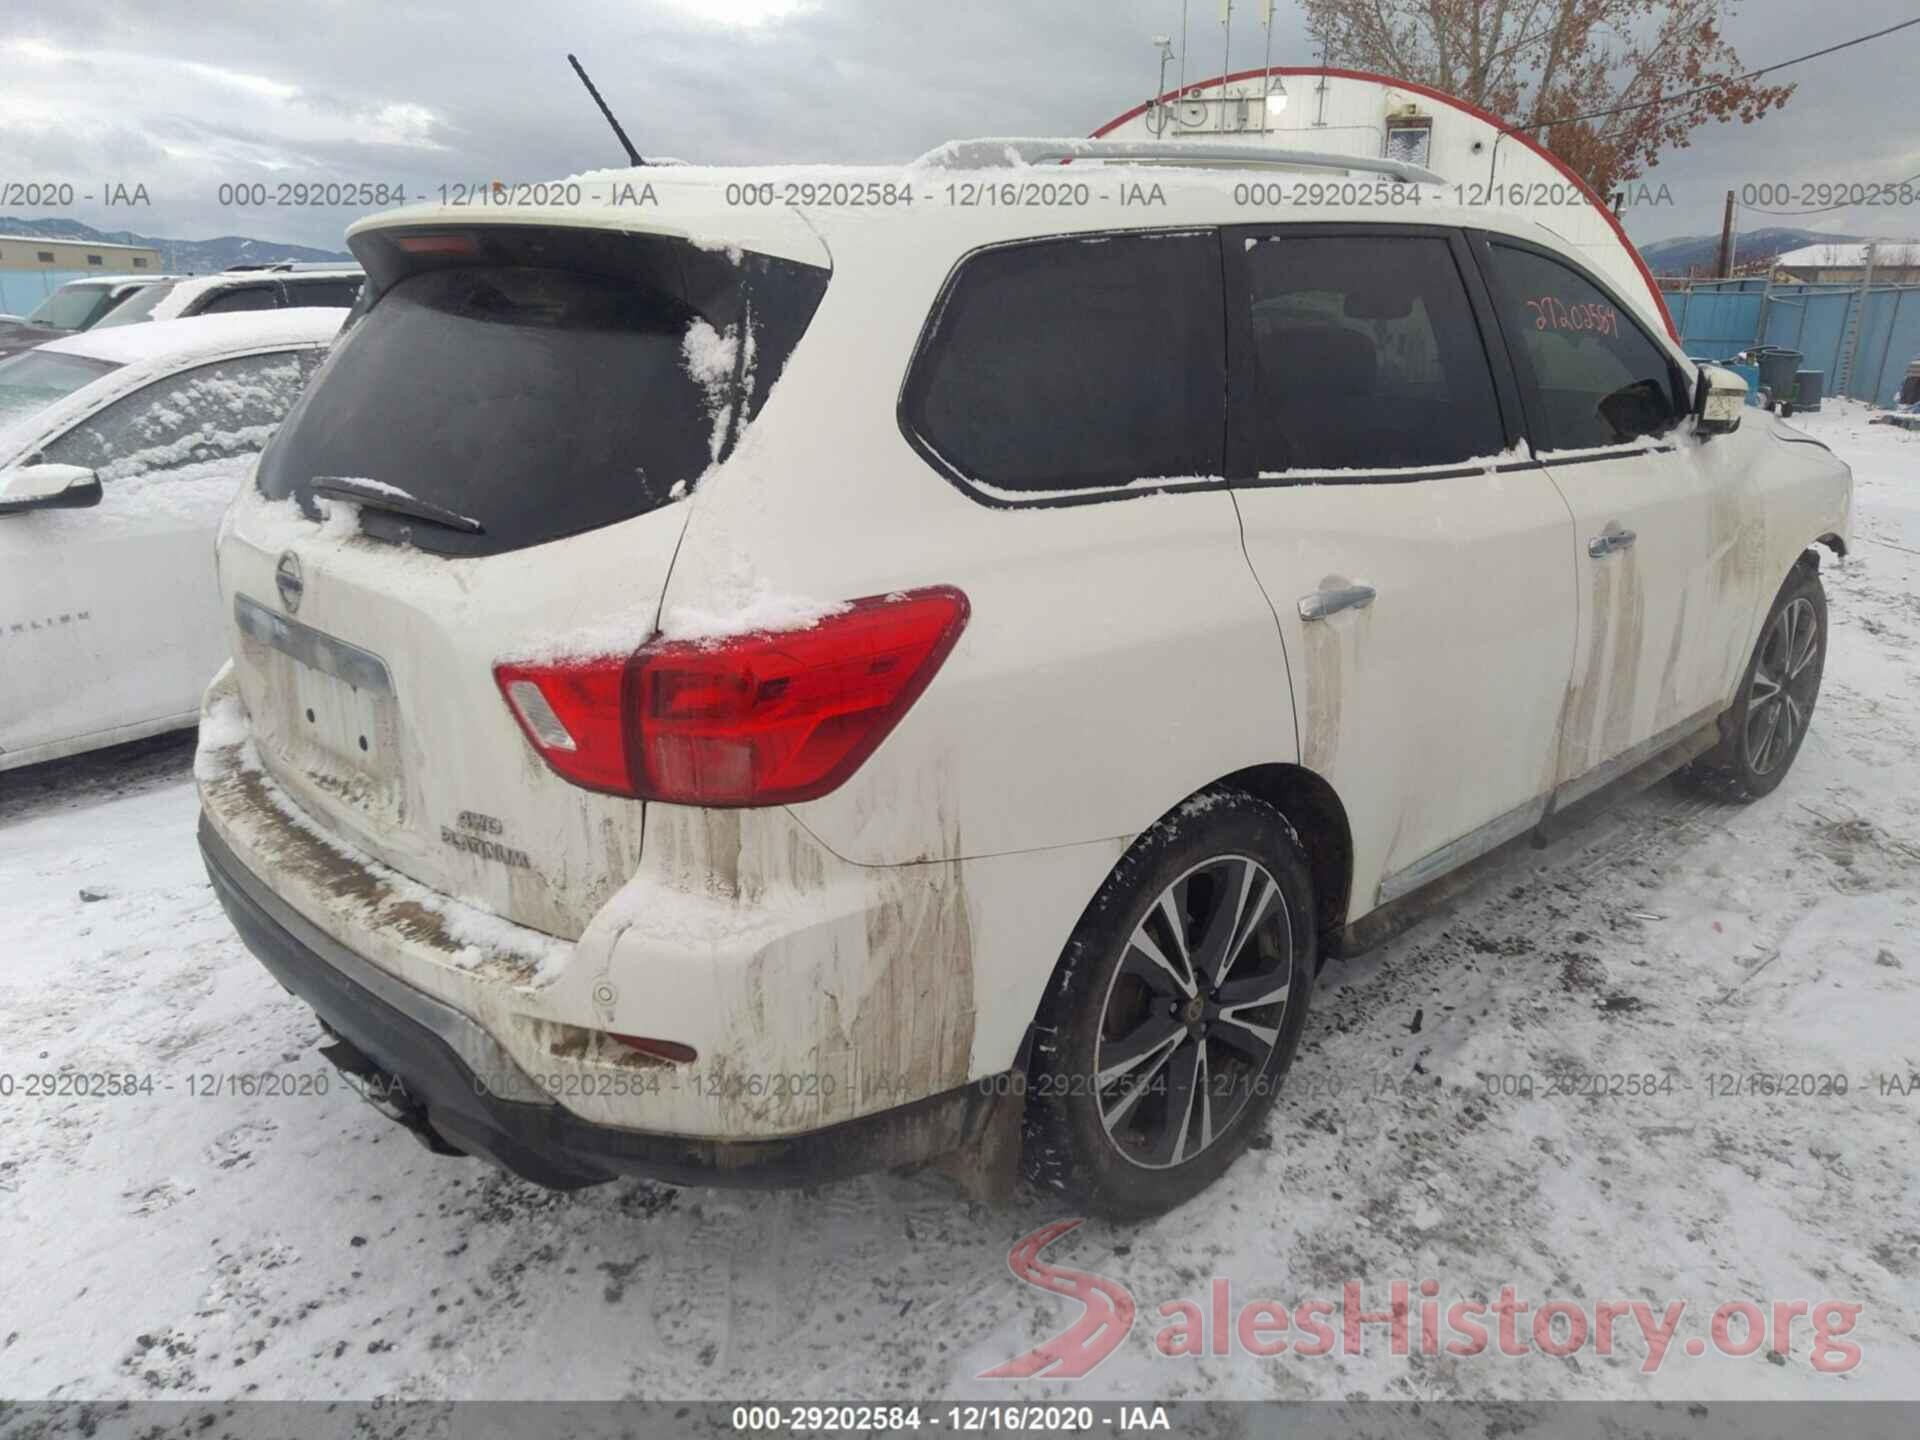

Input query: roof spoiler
[915,137,1445,186]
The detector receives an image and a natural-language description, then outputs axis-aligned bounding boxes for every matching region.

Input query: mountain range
[0,216,353,273]
[1635,226,1872,277]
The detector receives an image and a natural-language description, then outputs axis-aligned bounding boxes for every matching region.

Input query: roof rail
[915,137,1445,186]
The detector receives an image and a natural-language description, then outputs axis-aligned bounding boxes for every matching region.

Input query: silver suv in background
[0,276,181,361]
[90,266,364,328]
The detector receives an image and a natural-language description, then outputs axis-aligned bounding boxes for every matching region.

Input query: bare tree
[1298,0,1794,196]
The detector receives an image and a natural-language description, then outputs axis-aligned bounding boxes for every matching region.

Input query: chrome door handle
[1588,525,1637,558]
[1298,584,1376,621]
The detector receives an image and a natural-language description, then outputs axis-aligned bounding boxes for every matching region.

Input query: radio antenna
[567,53,645,167]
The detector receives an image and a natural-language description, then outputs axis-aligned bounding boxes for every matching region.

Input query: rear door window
[1237,233,1505,473]
[901,231,1225,498]
[42,351,313,481]
[256,230,829,556]
[1482,242,1685,450]
[196,285,283,316]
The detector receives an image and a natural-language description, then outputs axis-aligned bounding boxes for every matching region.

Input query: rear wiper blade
[310,477,484,535]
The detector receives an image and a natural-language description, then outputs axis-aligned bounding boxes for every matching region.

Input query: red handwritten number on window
[1525,295,1618,338]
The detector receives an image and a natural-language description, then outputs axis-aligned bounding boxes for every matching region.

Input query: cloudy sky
[4,0,1919,256]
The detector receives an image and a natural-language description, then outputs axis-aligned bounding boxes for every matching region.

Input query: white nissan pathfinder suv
[194,144,1851,1218]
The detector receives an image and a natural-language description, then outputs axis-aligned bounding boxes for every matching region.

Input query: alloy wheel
[1093,855,1293,1170]
[1744,596,1821,776]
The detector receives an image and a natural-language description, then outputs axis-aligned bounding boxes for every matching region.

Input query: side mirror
[0,463,102,516]
[1694,364,1746,437]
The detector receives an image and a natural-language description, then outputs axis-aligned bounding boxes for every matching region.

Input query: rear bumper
[201,816,1008,1189]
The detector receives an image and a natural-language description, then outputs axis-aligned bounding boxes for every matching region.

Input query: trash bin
[1723,360,1763,406]
[1794,370,1825,412]
[1753,347,1802,405]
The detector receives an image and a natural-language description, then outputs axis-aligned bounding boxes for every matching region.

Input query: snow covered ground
[0,401,1915,1405]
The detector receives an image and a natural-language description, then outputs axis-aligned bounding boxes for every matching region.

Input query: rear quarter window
[284,278,363,309]
[195,285,282,316]
[900,230,1226,501]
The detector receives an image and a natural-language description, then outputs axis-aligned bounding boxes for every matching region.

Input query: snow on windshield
[0,350,121,441]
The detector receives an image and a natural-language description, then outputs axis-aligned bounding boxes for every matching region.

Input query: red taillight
[493,586,969,807]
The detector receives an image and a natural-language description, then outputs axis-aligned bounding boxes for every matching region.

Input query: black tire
[1677,559,1827,801]
[1022,789,1317,1221]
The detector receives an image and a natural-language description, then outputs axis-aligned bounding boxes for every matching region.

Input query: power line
[1522,14,1920,133]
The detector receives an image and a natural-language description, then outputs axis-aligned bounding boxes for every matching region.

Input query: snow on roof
[133,269,361,322]
[39,308,343,367]
[49,274,168,288]
[1776,241,1920,269]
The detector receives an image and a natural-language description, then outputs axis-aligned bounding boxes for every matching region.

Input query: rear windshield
[26,285,112,331]
[0,350,121,432]
[89,281,176,328]
[256,230,829,556]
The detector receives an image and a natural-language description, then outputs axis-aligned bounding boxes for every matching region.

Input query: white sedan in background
[0,309,341,771]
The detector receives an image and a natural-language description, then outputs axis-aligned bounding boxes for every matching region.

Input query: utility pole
[1715,190,1736,278]
[1843,239,1878,400]
[1258,0,1276,132]
[1219,0,1233,132]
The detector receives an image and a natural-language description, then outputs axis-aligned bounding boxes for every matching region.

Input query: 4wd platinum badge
[442,810,533,870]
[275,551,304,614]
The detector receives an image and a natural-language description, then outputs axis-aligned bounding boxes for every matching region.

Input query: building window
[86,254,104,266]
[38,251,55,264]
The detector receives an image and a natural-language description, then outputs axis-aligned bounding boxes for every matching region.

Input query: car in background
[0,308,341,771]
[0,276,180,361]
[90,265,364,329]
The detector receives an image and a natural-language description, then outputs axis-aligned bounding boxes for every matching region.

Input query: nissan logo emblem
[275,551,305,614]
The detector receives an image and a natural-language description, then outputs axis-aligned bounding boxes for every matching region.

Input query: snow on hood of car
[38,309,344,367]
